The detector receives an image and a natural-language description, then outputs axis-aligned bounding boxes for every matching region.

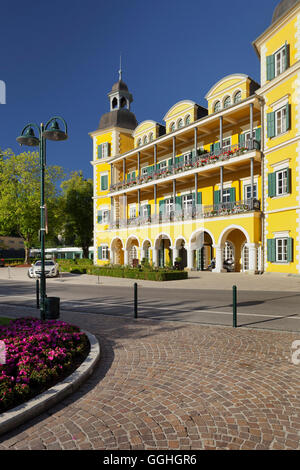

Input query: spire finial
[119,54,122,81]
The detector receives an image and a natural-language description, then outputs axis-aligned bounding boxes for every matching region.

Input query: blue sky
[0,0,277,180]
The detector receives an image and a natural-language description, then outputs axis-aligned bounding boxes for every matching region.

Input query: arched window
[149,132,154,142]
[143,135,148,145]
[120,96,127,108]
[137,138,142,147]
[170,122,175,132]
[214,101,221,113]
[224,96,231,108]
[185,115,191,126]
[178,118,183,129]
[112,97,118,109]
[234,91,242,104]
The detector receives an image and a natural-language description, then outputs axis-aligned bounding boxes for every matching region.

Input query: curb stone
[0,330,100,437]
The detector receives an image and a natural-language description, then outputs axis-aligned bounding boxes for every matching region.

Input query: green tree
[59,171,93,258]
[0,149,64,263]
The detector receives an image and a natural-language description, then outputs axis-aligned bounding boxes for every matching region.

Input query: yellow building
[90,0,300,275]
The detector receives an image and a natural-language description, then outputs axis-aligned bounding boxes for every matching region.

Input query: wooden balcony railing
[109,140,261,193]
[107,198,261,229]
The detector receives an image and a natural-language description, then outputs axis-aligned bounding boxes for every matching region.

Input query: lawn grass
[0,317,14,326]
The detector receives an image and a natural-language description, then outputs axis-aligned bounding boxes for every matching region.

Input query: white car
[28,260,59,278]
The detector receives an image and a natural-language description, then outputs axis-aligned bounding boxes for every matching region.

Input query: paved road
[0,279,300,331]
[0,302,299,450]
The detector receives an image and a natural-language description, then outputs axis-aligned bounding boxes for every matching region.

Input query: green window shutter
[210,144,214,153]
[267,112,275,138]
[229,188,236,203]
[97,144,103,159]
[147,204,151,216]
[159,199,165,214]
[97,211,102,224]
[267,239,276,263]
[101,174,108,191]
[98,246,103,260]
[287,168,292,194]
[175,196,182,213]
[127,173,131,182]
[255,128,261,146]
[192,149,196,159]
[132,171,136,180]
[287,238,293,263]
[239,133,245,148]
[197,191,202,205]
[286,103,290,131]
[266,55,275,81]
[168,158,173,167]
[285,42,290,71]
[214,142,220,153]
[214,190,220,204]
[268,173,276,198]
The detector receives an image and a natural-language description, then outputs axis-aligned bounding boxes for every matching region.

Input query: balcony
[109,140,261,193]
[107,198,261,229]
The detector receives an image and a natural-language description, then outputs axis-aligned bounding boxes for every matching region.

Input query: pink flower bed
[0,317,89,412]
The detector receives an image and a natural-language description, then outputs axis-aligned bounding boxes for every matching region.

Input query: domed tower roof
[98,69,138,131]
[111,80,129,92]
[272,0,300,24]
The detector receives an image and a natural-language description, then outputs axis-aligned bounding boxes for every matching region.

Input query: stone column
[213,245,225,273]
[246,243,258,274]
[187,248,194,270]
[124,250,129,266]
[152,248,159,268]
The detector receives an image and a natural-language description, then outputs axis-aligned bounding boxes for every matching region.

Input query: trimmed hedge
[57,259,188,281]
[87,266,188,281]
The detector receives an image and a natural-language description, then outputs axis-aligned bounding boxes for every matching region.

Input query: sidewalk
[0,302,299,450]
[1,266,300,291]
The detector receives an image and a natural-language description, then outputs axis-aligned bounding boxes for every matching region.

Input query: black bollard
[233,285,237,328]
[36,279,40,309]
[134,283,138,319]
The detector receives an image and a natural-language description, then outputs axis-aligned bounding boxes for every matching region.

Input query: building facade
[90,0,300,274]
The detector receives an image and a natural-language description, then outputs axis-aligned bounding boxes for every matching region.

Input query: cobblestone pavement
[0,305,299,450]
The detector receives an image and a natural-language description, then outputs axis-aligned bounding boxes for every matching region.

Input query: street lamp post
[17,117,68,320]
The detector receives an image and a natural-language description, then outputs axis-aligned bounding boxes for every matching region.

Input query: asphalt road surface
[0,280,299,332]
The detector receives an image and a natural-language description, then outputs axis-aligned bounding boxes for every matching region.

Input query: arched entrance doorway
[219,227,249,272]
[154,234,172,268]
[174,238,187,268]
[110,238,124,265]
[189,231,213,271]
[126,237,140,267]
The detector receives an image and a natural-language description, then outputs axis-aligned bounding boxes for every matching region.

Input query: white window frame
[223,96,231,108]
[182,194,193,212]
[185,115,191,126]
[141,167,148,176]
[141,204,149,217]
[275,106,287,136]
[222,188,231,204]
[276,238,288,263]
[159,160,167,170]
[165,197,174,215]
[170,122,175,132]
[101,245,109,260]
[244,183,257,200]
[177,118,184,129]
[129,205,136,219]
[275,45,286,78]
[276,168,288,196]
[222,137,231,152]
[234,90,242,104]
[244,129,256,147]
[214,101,221,113]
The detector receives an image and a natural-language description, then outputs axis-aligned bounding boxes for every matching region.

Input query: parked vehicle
[28,260,59,278]
[207,258,235,272]
[0,259,4,267]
